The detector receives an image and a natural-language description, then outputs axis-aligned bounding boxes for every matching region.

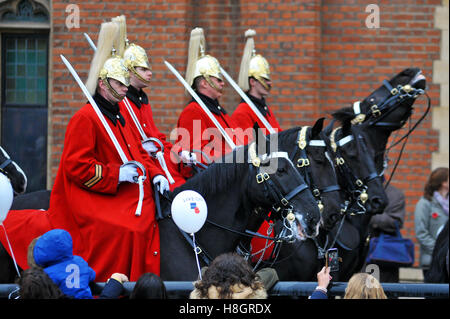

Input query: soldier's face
[131,67,152,89]
[252,77,271,97]
[99,78,128,103]
[207,76,224,99]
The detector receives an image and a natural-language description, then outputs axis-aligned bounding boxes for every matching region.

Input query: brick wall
[50,0,444,265]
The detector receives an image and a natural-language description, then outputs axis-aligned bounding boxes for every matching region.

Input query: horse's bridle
[248,142,310,222]
[322,125,380,214]
[289,126,342,214]
[351,79,425,130]
[351,77,429,188]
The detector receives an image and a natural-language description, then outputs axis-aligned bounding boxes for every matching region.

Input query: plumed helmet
[124,43,151,71]
[185,27,222,94]
[238,29,271,92]
[85,21,130,97]
[112,15,151,84]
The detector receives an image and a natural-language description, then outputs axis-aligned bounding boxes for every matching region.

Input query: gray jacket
[414,196,449,268]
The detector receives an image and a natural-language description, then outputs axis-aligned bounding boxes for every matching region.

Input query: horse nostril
[370,196,386,213]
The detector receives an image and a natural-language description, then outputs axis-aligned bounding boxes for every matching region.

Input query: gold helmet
[123,43,152,84]
[85,21,130,99]
[238,29,271,91]
[185,27,222,94]
[112,15,152,85]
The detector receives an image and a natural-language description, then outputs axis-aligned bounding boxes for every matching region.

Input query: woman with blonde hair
[344,273,387,299]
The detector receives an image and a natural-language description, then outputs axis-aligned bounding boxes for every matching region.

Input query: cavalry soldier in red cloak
[0,22,164,282]
[232,30,283,261]
[232,29,282,140]
[175,27,244,167]
[112,15,188,189]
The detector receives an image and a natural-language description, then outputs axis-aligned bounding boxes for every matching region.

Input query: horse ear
[341,118,352,135]
[331,107,354,125]
[253,122,267,155]
[311,117,325,138]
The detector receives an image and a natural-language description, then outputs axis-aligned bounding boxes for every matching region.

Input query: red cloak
[0,101,163,281]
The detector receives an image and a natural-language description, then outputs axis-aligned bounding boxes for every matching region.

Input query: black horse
[159,130,322,280]
[330,67,427,279]
[269,68,426,282]
[243,120,346,267]
[332,67,427,176]
[271,116,388,281]
[0,134,322,282]
[0,146,27,195]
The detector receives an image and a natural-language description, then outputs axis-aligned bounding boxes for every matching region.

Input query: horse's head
[281,119,346,232]
[324,121,388,215]
[0,147,27,195]
[353,67,426,130]
[248,132,321,241]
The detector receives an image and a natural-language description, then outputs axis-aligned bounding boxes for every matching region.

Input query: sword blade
[84,32,97,51]
[60,54,129,164]
[164,60,236,150]
[220,66,275,134]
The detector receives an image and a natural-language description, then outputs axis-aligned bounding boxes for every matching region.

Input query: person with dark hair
[415,167,449,277]
[189,253,267,299]
[130,272,167,299]
[99,272,167,299]
[16,267,66,299]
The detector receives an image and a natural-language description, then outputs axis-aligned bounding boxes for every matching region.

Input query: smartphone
[325,248,339,272]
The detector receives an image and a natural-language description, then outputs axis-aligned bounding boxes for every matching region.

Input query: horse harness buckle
[371,104,382,117]
[256,172,270,184]
[297,158,310,168]
[194,246,202,255]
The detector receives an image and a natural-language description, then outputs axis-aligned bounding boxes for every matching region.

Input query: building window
[1,33,48,192]
[0,0,50,192]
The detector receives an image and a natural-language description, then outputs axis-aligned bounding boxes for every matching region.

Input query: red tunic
[0,96,163,281]
[175,93,244,165]
[232,95,283,262]
[232,97,282,145]
[119,86,186,190]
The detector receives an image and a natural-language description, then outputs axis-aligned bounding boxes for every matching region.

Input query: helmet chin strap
[203,74,223,94]
[131,66,151,85]
[103,78,124,101]
[254,75,270,91]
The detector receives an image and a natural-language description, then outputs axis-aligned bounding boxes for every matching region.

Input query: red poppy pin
[431,212,439,219]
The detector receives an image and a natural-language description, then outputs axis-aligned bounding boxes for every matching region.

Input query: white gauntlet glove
[118,164,139,184]
[142,140,158,155]
[153,175,170,194]
[179,150,197,165]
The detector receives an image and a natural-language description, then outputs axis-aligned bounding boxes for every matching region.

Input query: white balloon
[171,190,207,234]
[0,174,13,224]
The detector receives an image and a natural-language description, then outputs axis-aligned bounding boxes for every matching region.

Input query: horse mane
[276,126,302,148]
[171,145,250,199]
[331,106,355,124]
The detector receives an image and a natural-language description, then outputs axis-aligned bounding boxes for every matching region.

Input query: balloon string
[1,223,21,278]
[192,233,202,280]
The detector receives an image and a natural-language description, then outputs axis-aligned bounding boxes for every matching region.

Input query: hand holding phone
[325,248,339,272]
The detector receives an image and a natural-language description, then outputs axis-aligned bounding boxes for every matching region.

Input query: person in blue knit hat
[33,229,96,299]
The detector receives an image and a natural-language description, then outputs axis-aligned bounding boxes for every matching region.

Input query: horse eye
[277,167,286,174]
